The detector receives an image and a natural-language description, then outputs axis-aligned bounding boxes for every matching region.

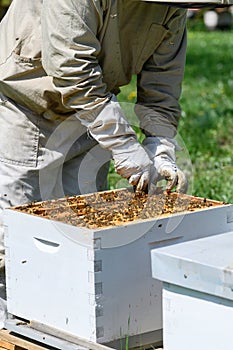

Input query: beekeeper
[0,0,189,198]
[0,0,188,299]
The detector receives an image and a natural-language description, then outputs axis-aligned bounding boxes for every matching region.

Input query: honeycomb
[13,189,226,229]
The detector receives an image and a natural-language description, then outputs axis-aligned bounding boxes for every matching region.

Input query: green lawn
[109,27,233,203]
[180,28,233,202]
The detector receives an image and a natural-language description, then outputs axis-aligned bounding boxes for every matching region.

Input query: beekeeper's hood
[141,0,232,8]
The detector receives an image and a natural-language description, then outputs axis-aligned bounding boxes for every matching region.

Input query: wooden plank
[1,322,163,350]
[0,343,24,350]
[5,319,87,350]
[30,321,115,350]
[0,338,19,350]
[0,329,50,350]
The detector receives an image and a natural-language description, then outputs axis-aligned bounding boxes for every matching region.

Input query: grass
[109,24,233,203]
[179,26,233,202]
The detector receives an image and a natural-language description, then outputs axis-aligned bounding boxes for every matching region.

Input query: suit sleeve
[135,8,187,138]
[41,0,111,121]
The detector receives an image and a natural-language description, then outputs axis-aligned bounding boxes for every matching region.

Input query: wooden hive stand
[0,329,163,350]
[0,329,56,350]
[0,329,164,350]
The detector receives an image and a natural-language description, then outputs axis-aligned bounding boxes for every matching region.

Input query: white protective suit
[0,0,188,299]
[0,0,187,197]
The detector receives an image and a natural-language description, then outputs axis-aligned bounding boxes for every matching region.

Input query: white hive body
[4,189,233,348]
[151,230,233,350]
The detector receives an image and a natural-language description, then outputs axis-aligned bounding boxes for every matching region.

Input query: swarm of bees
[15,189,224,229]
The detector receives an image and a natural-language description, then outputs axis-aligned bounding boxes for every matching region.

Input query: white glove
[87,97,152,191]
[143,137,188,193]
[112,141,152,191]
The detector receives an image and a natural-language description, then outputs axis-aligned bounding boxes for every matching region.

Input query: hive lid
[151,230,233,301]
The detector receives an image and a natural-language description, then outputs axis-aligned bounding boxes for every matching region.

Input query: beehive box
[3,189,233,348]
[151,230,233,350]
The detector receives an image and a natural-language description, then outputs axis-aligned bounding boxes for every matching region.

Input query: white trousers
[0,94,111,299]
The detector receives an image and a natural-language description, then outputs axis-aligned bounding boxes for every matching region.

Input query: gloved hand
[87,97,152,191]
[111,141,152,191]
[142,137,188,193]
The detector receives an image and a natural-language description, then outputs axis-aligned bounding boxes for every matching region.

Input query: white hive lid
[151,230,233,301]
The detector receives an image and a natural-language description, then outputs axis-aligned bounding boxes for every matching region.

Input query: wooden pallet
[3,319,115,350]
[0,330,165,350]
[0,330,164,350]
[0,327,163,350]
[0,329,56,350]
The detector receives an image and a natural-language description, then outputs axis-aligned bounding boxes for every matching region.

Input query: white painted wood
[152,230,233,350]
[163,284,233,350]
[4,195,233,346]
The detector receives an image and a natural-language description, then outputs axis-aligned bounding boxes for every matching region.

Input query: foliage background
[109,18,233,203]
